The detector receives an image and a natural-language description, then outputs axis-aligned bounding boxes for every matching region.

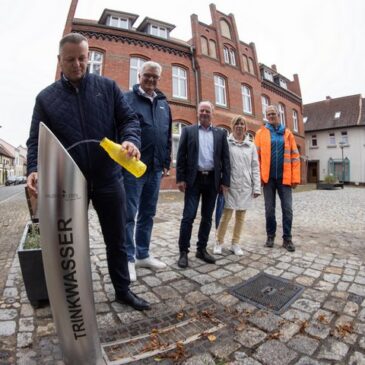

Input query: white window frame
[172,122,187,165]
[108,16,128,29]
[214,75,227,107]
[340,131,348,144]
[328,132,336,146]
[303,116,308,123]
[279,78,288,89]
[129,57,146,90]
[311,135,317,147]
[293,110,298,132]
[229,49,236,66]
[261,95,269,121]
[150,25,167,38]
[242,85,252,114]
[278,103,286,126]
[334,111,341,119]
[264,69,273,81]
[223,47,229,63]
[172,66,187,100]
[88,51,103,76]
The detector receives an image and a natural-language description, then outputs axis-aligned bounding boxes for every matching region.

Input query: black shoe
[196,248,216,264]
[178,252,188,268]
[265,236,275,248]
[283,239,295,252]
[115,290,150,311]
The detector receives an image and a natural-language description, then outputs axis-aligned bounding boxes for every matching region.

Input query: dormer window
[279,78,287,89]
[334,111,341,119]
[150,24,167,38]
[107,16,128,29]
[263,69,273,81]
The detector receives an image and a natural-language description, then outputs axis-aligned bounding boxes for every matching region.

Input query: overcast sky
[0,0,364,147]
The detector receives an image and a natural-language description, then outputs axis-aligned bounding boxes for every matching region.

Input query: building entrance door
[307,160,319,183]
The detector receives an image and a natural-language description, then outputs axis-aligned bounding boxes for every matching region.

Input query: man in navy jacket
[176,101,230,268]
[123,61,172,281]
[26,33,150,311]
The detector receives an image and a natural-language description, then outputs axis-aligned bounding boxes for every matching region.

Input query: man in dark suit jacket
[176,101,230,268]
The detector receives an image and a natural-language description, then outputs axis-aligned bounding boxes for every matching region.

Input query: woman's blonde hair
[231,115,247,129]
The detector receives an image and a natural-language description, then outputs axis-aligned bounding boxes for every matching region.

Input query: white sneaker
[230,244,243,256]
[135,256,167,270]
[213,243,223,255]
[128,262,137,282]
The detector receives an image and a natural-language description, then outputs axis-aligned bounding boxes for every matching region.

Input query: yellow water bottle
[100,137,147,178]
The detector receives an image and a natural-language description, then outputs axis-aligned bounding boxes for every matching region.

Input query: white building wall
[306,126,365,183]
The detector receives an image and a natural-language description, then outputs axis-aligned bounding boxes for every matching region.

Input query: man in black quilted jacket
[26,33,150,311]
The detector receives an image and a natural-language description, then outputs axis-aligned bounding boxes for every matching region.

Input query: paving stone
[337,281,350,291]
[358,308,365,322]
[116,311,145,324]
[288,334,319,355]
[305,322,330,340]
[324,266,343,275]
[36,323,56,337]
[313,280,334,292]
[0,309,17,320]
[210,339,241,359]
[211,292,239,306]
[276,262,291,270]
[237,268,260,280]
[155,270,182,282]
[19,318,34,332]
[281,272,297,280]
[348,351,365,365]
[254,340,297,365]
[288,266,305,275]
[294,356,326,365]
[282,309,311,323]
[355,276,365,285]
[185,291,209,304]
[141,275,162,287]
[20,304,34,317]
[191,274,216,285]
[317,339,349,361]
[234,325,267,348]
[152,285,180,300]
[322,298,346,312]
[301,288,328,303]
[303,269,321,278]
[247,311,282,332]
[173,279,196,294]
[182,352,215,365]
[200,282,225,295]
[349,284,365,296]
[323,273,341,284]
[0,320,16,336]
[219,275,244,288]
[359,336,365,350]
[295,276,315,286]
[292,299,320,313]
[232,357,262,365]
[17,332,33,348]
[313,309,334,324]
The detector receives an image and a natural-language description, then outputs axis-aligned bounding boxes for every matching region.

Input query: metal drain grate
[101,316,225,364]
[230,273,304,314]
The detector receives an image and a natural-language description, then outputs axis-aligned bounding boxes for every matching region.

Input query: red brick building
[61,0,306,187]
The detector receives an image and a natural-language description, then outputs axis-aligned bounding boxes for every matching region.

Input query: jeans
[263,178,293,240]
[90,178,130,296]
[178,172,218,252]
[123,169,162,262]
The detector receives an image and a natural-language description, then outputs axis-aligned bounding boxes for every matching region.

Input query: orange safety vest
[254,126,301,185]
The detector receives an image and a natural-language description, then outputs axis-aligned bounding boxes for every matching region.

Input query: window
[129,57,146,89]
[150,25,167,38]
[229,49,236,66]
[220,19,231,39]
[311,135,317,147]
[293,110,298,132]
[172,122,187,165]
[88,51,103,75]
[263,69,273,81]
[242,85,252,114]
[223,47,229,63]
[279,78,287,89]
[340,131,348,144]
[248,58,255,75]
[303,116,308,123]
[242,55,249,72]
[172,66,187,99]
[201,36,208,55]
[328,132,336,145]
[334,111,341,119]
[214,75,227,107]
[108,16,128,29]
[209,40,217,58]
[278,103,286,126]
[261,95,269,121]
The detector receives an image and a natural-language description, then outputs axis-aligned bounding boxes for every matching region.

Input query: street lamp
[339,141,345,183]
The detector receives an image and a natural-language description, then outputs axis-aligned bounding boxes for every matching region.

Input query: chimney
[326,96,331,100]
[271,64,277,72]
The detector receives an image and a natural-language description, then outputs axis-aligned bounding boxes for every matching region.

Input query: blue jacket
[266,123,285,180]
[27,73,141,187]
[124,84,172,171]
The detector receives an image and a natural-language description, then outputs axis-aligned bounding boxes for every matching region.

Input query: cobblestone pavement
[1,187,365,364]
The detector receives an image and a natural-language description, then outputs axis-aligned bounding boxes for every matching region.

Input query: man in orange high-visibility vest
[255,105,300,252]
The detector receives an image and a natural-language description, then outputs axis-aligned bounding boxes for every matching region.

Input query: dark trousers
[178,173,218,252]
[90,178,130,296]
[263,178,293,240]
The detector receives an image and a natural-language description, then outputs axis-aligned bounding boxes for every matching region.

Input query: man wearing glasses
[124,61,172,281]
[255,105,300,252]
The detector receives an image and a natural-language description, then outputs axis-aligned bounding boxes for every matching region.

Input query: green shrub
[24,223,41,249]
[324,174,337,183]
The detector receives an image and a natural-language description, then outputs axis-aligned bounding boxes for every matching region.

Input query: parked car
[5,176,18,186]
[16,176,27,184]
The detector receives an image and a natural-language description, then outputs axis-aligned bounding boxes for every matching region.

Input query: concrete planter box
[17,222,48,307]
[316,182,344,190]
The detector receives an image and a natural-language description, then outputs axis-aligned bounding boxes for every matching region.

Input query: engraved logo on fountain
[45,190,81,201]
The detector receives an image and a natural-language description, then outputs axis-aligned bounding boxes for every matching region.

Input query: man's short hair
[59,33,88,54]
[267,104,279,114]
[139,61,162,76]
[198,101,214,112]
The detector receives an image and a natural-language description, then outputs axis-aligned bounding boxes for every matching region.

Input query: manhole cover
[230,273,304,314]
[101,315,225,364]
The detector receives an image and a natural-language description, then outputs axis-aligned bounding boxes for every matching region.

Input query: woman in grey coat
[214,115,261,255]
